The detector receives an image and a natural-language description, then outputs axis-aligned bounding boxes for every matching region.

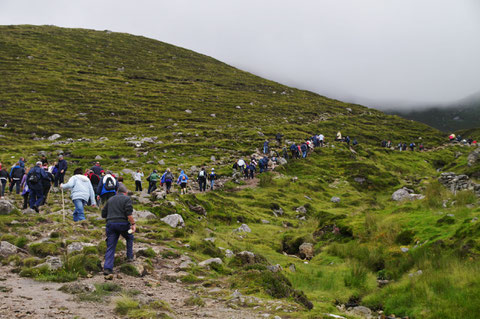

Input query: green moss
[29,242,60,257]
[119,264,140,277]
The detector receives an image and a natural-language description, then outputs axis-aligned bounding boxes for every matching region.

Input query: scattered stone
[331,196,341,203]
[354,177,366,184]
[236,251,256,264]
[161,214,185,228]
[295,206,307,214]
[150,190,166,200]
[121,168,135,176]
[36,256,63,271]
[289,264,296,272]
[235,224,251,233]
[291,176,298,182]
[267,264,282,273]
[95,155,102,160]
[132,210,157,220]
[210,113,216,117]
[48,134,61,141]
[408,269,423,277]
[261,219,270,224]
[179,261,194,270]
[67,242,95,254]
[350,306,372,317]
[0,200,15,214]
[299,243,314,260]
[60,282,96,294]
[272,207,284,217]
[210,156,216,162]
[401,247,409,253]
[439,172,476,193]
[199,258,223,267]
[467,148,480,167]
[236,105,241,109]
[392,187,424,201]
[0,241,17,257]
[277,157,287,165]
[325,314,347,319]
[204,237,215,243]
[185,109,192,114]
[158,159,165,165]
[257,131,265,137]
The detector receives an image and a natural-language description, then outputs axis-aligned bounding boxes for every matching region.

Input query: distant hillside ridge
[0,25,443,149]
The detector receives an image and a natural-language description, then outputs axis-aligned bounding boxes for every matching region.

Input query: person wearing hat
[61,168,97,221]
[147,169,160,194]
[26,161,49,212]
[208,168,217,190]
[91,161,104,176]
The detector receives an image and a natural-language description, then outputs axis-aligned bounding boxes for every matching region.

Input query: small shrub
[114,296,139,315]
[344,261,368,288]
[424,181,445,208]
[119,264,140,277]
[29,242,60,257]
[181,273,202,283]
[396,230,415,245]
[22,257,43,267]
[259,172,275,187]
[184,295,205,307]
[437,215,455,225]
[14,237,28,249]
[136,247,156,258]
[454,190,476,206]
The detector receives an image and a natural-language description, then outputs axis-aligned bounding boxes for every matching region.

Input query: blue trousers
[104,222,134,271]
[29,187,44,208]
[302,150,307,158]
[73,199,86,222]
[210,179,214,190]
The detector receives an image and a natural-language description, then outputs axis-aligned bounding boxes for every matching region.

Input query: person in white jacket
[61,168,96,222]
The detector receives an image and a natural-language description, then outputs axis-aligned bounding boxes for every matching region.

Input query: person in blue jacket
[97,171,119,206]
[177,170,189,195]
[263,140,269,154]
[9,162,25,194]
[27,161,49,212]
[54,155,68,187]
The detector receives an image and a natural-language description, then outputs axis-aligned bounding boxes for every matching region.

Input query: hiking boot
[126,257,134,263]
[103,268,113,276]
[33,206,39,213]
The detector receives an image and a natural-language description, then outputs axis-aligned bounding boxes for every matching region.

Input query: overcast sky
[1,0,479,109]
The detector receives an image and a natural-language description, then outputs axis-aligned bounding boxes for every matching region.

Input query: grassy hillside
[0,25,479,319]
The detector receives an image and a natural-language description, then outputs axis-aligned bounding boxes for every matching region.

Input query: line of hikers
[380,140,425,152]
[144,167,217,195]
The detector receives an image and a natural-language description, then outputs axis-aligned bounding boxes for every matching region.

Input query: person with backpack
[91,161,104,176]
[197,168,207,192]
[345,136,351,146]
[41,163,54,205]
[61,168,96,222]
[27,161,49,212]
[243,164,249,179]
[177,170,189,195]
[352,138,358,146]
[147,170,159,194]
[101,184,135,276]
[208,168,216,190]
[54,155,68,187]
[161,168,174,193]
[9,162,25,194]
[319,134,325,147]
[290,144,297,159]
[134,169,144,192]
[263,140,269,154]
[19,157,26,169]
[409,142,416,151]
[248,162,256,179]
[97,170,118,205]
[0,168,8,198]
[301,143,308,158]
[20,169,30,209]
[275,133,283,146]
[87,169,101,200]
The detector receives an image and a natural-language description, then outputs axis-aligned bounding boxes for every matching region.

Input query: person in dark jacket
[301,143,308,158]
[90,162,104,176]
[41,164,54,205]
[290,144,298,159]
[27,161,49,212]
[197,168,207,192]
[101,184,136,275]
[0,168,8,198]
[54,155,68,187]
[263,140,269,154]
[161,168,174,194]
[40,155,48,165]
[275,133,283,146]
[19,157,25,168]
[248,162,256,179]
[208,168,216,190]
[9,163,25,194]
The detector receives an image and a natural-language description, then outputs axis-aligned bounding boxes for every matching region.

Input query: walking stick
[61,187,65,223]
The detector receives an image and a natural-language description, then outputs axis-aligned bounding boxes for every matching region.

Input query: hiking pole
[61,187,65,223]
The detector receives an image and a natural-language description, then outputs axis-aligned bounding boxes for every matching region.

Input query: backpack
[146,175,151,182]
[89,173,100,185]
[104,176,116,191]
[28,173,39,184]
[199,171,205,177]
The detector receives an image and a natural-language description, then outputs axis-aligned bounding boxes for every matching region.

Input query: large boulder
[439,172,473,192]
[467,147,480,167]
[235,224,251,233]
[299,242,314,260]
[36,256,63,270]
[133,210,157,220]
[0,241,18,257]
[199,258,222,267]
[161,214,185,228]
[392,187,425,201]
[48,134,61,141]
[0,200,14,214]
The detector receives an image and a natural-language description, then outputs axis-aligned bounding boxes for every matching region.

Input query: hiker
[319,134,324,147]
[381,140,387,147]
[237,159,246,172]
[0,168,8,198]
[147,169,159,194]
[290,143,298,159]
[27,161,49,212]
[275,133,283,146]
[398,143,402,151]
[258,157,265,173]
[54,155,68,187]
[91,161,104,176]
[97,170,118,205]
[19,157,25,169]
[41,163,54,205]
[101,184,135,276]
[87,169,101,201]
[40,155,48,165]
[386,140,392,148]
[419,143,425,151]
[336,131,342,141]
[208,168,216,190]
[352,138,358,146]
[345,136,351,146]
[263,140,269,154]
[248,162,256,179]
[402,143,407,151]
[161,168,174,193]
[9,162,25,194]
[244,164,249,179]
[262,156,270,172]
[282,146,289,160]
[134,169,143,192]
[61,168,96,221]
[198,168,207,192]
[409,142,416,151]
[177,170,189,195]
[20,169,29,210]
[301,143,308,158]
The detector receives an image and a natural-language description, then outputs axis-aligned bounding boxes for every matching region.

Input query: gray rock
[235,224,251,233]
[0,200,15,214]
[261,219,270,224]
[60,282,96,294]
[267,264,282,273]
[295,206,307,214]
[277,157,287,165]
[299,243,314,259]
[48,134,61,141]
[0,241,18,257]
[236,251,256,264]
[161,214,185,228]
[354,177,366,184]
[179,260,194,270]
[204,237,216,243]
[467,147,480,167]
[67,242,95,254]
[210,156,216,162]
[133,210,157,220]
[351,306,372,317]
[331,196,341,203]
[392,187,424,201]
[122,168,135,176]
[198,258,223,267]
[185,109,192,114]
[151,190,166,200]
[289,264,296,272]
[158,159,165,165]
[272,207,284,217]
[401,247,409,253]
[439,172,473,193]
[37,256,63,270]
[236,105,242,109]
[95,155,102,160]
[210,113,216,117]
[225,249,234,258]
[291,176,298,182]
